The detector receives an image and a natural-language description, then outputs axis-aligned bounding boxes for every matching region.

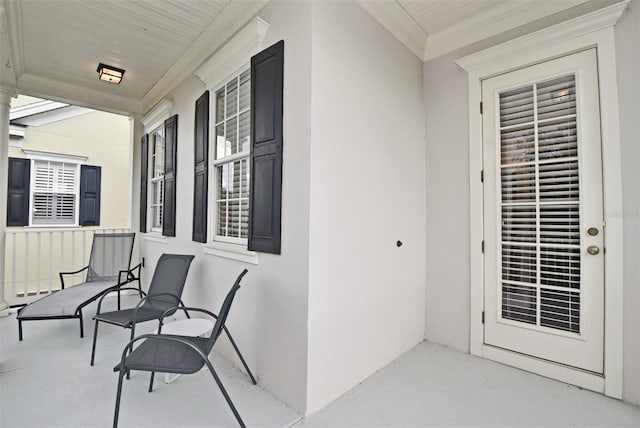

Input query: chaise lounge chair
[17,232,138,340]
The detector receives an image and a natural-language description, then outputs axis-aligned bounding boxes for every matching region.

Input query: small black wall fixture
[97,63,125,84]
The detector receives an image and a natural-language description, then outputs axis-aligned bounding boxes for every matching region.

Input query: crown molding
[456,0,629,74]
[2,0,22,80]
[195,17,269,89]
[356,0,427,60]
[425,0,591,61]
[141,99,173,131]
[142,0,268,112]
[17,73,142,115]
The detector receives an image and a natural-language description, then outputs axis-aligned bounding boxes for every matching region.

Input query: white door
[482,49,604,373]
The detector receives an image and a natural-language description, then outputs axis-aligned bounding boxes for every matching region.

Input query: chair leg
[126,326,135,380]
[205,360,245,428]
[148,372,155,392]
[79,312,84,338]
[90,320,100,366]
[113,369,126,428]
[18,320,23,341]
[223,326,257,385]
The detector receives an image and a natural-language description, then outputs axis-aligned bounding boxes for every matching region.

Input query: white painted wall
[615,0,640,406]
[307,1,426,414]
[423,0,640,406]
[134,0,313,413]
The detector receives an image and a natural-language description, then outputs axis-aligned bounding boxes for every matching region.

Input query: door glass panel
[499,73,581,334]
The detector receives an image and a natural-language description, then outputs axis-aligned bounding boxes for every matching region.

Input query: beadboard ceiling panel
[399,0,508,34]
[18,0,230,101]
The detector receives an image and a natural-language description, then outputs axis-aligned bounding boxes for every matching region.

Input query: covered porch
[1,0,639,424]
[2,302,638,427]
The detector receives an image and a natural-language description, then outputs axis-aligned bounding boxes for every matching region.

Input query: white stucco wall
[307,1,426,414]
[424,1,640,406]
[615,0,640,407]
[134,0,313,413]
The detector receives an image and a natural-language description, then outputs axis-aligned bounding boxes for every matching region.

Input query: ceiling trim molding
[425,0,592,61]
[10,99,68,120]
[195,16,269,89]
[2,0,23,78]
[356,0,426,60]
[141,99,173,131]
[142,0,268,112]
[17,73,142,115]
[455,0,629,74]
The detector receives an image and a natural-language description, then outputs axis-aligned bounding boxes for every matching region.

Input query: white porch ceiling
[0,0,593,115]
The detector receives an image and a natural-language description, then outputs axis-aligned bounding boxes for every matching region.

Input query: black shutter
[193,91,209,243]
[162,114,178,237]
[7,158,30,226]
[248,40,284,254]
[79,165,101,226]
[140,134,149,232]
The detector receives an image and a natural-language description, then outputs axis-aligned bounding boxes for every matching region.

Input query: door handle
[587,245,600,255]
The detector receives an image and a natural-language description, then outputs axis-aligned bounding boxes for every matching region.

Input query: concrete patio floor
[1,295,639,427]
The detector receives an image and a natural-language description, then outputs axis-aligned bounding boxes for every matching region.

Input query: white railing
[4,227,130,307]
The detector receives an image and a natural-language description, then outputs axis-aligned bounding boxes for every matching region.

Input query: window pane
[241,199,249,238]
[217,202,227,236]
[218,164,229,199]
[241,158,249,198]
[229,200,240,237]
[230,160,241,199]
[226,78,238,117]
[239,111,250,153]
[216,89,225,123]
[239,70,250,111]
[227,116,238,155]
[216,125,225,160]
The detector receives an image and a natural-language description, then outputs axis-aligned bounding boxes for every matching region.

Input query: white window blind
[150,126,165,232]
[32,160,77,225]
[499,74,581,334]
[214,69,250,243]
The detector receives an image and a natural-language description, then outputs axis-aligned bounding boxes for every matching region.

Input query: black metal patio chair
[90,253,195,365]
[17,232,138,340]
[112,268,255,428]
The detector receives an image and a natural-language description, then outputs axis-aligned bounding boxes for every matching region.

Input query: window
[6,152,101,227]
[213,69,251,244]
[32,160,78,225]
[149,126,165,233]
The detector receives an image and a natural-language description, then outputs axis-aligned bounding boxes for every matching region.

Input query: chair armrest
[158,306,217,333]
[95,286,148,315]
[59,265,89,290]
[120,263,142,284]
[131,293,187,331]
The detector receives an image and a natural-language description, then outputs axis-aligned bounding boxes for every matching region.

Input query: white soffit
[357,0,592,62]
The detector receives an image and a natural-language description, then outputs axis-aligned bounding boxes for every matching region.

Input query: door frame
[456,1,627,399]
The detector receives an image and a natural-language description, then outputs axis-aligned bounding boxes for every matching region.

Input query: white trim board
[456,0,628,399]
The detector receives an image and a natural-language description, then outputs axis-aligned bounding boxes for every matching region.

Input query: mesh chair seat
[18,281,120,318]
[114,335,209,374]
[94,307,168,328]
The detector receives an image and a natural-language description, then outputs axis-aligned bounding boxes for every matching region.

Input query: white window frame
[193,16,269,264]
[149,125,165,233]
[23,149,87,228]
[212,67,251,246]
[141,99,173,237]
[456,2,627,399]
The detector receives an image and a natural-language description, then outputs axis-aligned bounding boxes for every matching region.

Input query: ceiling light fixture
[97,63,125,84]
